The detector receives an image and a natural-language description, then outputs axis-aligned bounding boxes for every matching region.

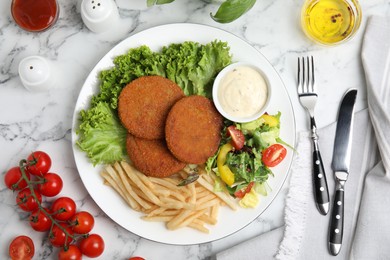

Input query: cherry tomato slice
[227,125,245,150]
[9,235,35,260]
[29,208,52,232]
[58,245,82,260]
[50,223,73,247]
[37,172,63,197]
[26,151,51,176]
[234,181,255,199]
[51,197,76,221]
[80,234,105,258]
[16,188,42,212]
[4,166,30,191]
[70,211,95,234]
[262,144,287,167]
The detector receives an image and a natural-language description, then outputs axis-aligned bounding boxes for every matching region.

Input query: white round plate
[72,23,296,245]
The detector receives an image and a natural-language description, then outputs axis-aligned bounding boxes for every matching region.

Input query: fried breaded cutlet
[126,133,186,178]
[165,95,223,165]
[118,76,185,140]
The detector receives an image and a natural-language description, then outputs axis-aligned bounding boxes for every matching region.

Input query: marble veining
[1,0,389,259]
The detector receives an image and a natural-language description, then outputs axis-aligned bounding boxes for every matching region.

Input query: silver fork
[297,56,330,215]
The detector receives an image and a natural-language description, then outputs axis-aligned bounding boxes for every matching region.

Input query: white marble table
[0,0,388,259]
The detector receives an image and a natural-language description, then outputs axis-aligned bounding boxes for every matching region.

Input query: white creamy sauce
[218,66,268,118]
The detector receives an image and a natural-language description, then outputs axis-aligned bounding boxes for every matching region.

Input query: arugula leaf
[210,0,257,23]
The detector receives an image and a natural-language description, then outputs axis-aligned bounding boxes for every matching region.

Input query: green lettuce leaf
[76,40,232,166]
[76,102,127,166]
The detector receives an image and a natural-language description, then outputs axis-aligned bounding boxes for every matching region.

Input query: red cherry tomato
[70,211,95,234]
[262,144,287,167]
[80,234,105,258]
[4,166,30,191]
[234,181,255,199]
[29,208,52,232]
[50,223,73,247]
[51,197,76,221]
[37,172,63,197]
[58,245,82,260]
[9,235,35,260]
[26,151,51,176]
[227,125,245,150]
[129,257,145,260]
[16,188,42,212]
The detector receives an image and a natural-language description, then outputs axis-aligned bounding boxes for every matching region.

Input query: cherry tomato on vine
[29,208,52,232]
[70,211,95,234]
[9,235,35,260]
[50,223,73,247]
[58,245,82,260]
[80,234,105,258]
[26,151,51,176]
[4,166,30,191]
[16,188,42,212]
[37,172,63,197]
[262,144,287,167]
[51,197,76,221]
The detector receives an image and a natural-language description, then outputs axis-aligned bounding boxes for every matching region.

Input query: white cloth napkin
[216,15,390,260]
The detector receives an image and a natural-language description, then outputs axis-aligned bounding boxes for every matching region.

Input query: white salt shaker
[80,0,120,33]
[18,56,55,92]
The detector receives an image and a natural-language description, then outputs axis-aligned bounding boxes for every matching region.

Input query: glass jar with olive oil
[301,0,362,45]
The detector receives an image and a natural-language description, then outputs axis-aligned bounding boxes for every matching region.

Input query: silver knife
[328,88,357,256]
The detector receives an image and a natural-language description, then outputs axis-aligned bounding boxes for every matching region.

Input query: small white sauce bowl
[212,62,271,123]
[18,56,54,92]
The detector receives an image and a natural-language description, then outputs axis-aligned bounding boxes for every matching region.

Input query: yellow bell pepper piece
[217,143,235,186]
[260,114,279,127]
[239,188,259,208]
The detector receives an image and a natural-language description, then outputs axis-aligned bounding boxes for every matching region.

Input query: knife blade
[328,88,357,256]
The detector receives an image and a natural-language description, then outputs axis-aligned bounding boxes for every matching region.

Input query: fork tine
[302,57,308,93]
[304,56,315,93]
[297,57,303,93]
[310,56,315,92]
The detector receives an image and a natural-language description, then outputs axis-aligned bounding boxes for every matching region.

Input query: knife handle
[329,183,345,256]
[311,137,330,215]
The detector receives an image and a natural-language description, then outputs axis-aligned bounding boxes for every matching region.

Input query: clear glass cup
[301,0,362,45]
[11,0,59,32]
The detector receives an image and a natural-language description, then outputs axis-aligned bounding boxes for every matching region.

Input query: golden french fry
[197,176,237,211]
[149,177,180,190]
[211,203,220,220]
[189,220,209,233]
[113,162,153,210]
[198,213,217,225]
[102,161,239,234]
[142,216,174,222]
[196,198,220,210]
[101,171,127,200]
[102,166,141,211]
[167,209,193,230]
[175,210,207,230]
[120,161,161,205]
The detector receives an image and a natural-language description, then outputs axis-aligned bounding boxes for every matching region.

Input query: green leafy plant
[147,0,257,23]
